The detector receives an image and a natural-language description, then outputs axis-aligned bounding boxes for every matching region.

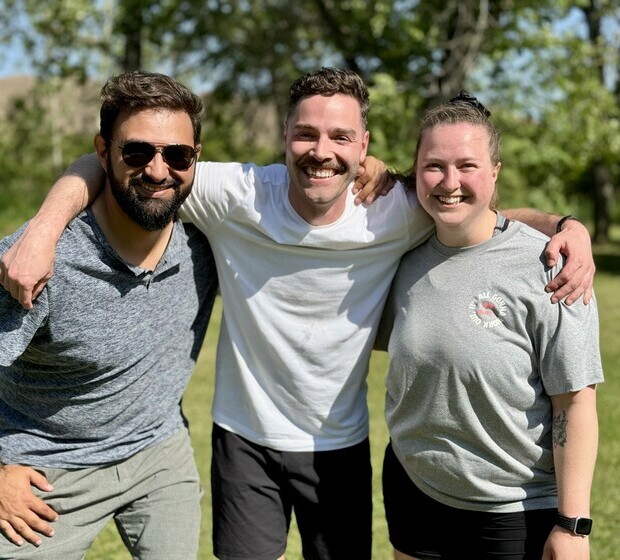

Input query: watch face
[576,517,593,535]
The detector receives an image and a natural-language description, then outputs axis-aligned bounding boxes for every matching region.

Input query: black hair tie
[449,90,491,118]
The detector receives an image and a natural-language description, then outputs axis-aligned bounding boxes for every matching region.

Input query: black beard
[107,158,191,231]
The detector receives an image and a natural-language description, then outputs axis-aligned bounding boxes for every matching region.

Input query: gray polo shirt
[0,209,218,467]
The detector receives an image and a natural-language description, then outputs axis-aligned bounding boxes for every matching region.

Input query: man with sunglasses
[0,68,596,560]
[0,71,218,559]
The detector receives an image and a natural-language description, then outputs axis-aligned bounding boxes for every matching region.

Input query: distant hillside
[0,74,36,113]
[0,74,280,155]
[0,74,100,137]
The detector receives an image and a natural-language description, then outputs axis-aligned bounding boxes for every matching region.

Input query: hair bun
[449,90,491,118]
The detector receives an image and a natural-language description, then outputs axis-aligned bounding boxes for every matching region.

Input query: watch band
[556,214,579,233]
[556,512,593,535]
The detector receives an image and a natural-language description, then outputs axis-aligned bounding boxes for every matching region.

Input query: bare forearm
[551,386,598,516]
[502,208,560,237]
[30,153,104,240]
[0,153,105,309]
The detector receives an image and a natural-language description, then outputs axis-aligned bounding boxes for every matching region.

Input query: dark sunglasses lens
[120,142,195,170]
[162,145,195,170]
[121,142,156,167]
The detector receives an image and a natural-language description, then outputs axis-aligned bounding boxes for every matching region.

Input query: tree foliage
[0,0,618,240]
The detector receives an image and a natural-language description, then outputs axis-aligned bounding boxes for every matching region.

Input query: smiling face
[415,122,501,247]
[284,94,369,225]
[96,108,200,231]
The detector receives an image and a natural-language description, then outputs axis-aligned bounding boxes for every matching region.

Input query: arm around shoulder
[503,209,595,305]
[0,154,104,309]
[31,152,104,238]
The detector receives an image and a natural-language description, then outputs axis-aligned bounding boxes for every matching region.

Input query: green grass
[77,237,620,558]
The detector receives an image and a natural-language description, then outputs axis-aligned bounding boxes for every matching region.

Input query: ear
[194,144,202,160]
[282,119,289,146]
[492,162,501,183]
[359,130,370,161]
[94,135,110,173]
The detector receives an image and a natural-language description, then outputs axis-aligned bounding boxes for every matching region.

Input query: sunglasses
[109,139,199,171]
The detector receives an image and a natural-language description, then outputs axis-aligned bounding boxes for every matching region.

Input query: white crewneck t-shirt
[180,162,433,451]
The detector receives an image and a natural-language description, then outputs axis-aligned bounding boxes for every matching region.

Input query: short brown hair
[287,67,370,126]
[99,71,203,143]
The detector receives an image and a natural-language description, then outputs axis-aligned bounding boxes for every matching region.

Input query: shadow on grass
[594,240,620,275]
[595,253,620,275]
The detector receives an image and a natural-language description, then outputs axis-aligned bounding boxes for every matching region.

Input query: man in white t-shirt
[0,68,595,560]
[178,71,434,560]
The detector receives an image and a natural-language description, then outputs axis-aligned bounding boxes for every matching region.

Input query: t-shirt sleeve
[538,292,604,395]
[404,187,435,250]
[0,288,49,366]
[374,287,395,352]
[179,161,257,232]
[0,229,48,365]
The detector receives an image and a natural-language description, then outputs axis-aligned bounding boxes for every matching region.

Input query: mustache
[129,175,182,190]
[297,155,346,173]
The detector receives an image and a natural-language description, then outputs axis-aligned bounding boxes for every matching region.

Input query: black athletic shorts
[212,423,372,560]
[382,442,557,560]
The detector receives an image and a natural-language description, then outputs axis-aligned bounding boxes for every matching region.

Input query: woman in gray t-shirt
[378,93,603,560]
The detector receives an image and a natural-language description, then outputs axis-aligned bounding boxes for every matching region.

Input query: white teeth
[305,167,336,178]
[437,195,463,204]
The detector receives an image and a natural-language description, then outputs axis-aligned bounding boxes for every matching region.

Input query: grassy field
[73,236,618,559]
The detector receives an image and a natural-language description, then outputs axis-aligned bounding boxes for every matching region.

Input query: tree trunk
[423,0,490,110]
[581,2,613,244]
[592,161,613,244]
[118,0,144,71]
[122,27,142,72]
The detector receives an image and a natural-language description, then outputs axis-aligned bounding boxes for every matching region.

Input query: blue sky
[0,36,34,78]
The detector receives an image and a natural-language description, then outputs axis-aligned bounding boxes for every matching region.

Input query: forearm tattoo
[553,410,568,448]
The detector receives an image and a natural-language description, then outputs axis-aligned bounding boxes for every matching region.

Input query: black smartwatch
[556,512,593,535]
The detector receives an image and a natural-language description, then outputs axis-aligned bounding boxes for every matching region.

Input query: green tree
[579,0,619,243]
[0,86,92,235]
[480,2,620,241]
[1,0,618,238]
